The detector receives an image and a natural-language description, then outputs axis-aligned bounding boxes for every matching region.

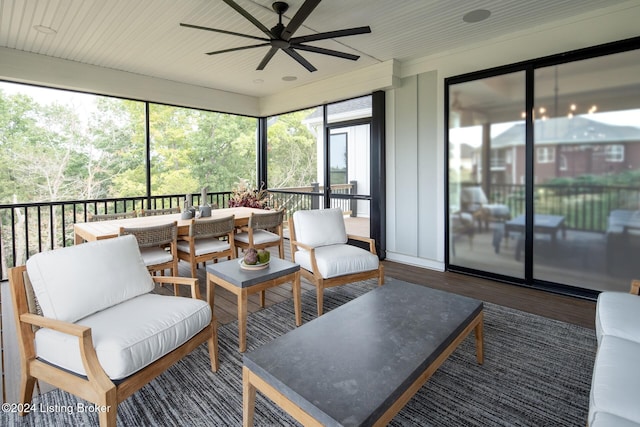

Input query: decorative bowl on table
[239,259,270,270]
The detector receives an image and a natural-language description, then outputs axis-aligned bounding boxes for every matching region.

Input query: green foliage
[0,88,261,203]
[0,85,319,207]
[267,109,318,188]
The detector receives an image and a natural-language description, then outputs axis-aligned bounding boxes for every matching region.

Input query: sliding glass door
[448,72,526,279]
[532,51,640,293]
[447,44,640,296]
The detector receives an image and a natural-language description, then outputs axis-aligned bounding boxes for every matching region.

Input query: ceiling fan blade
[256,46,279,70]
[290,26,371,44]
[222,0,273,38]
[291,44,360,61]
[281,0,321,41]
[180,23,270,42]
[283,48,317,72]
[206,43,270,56]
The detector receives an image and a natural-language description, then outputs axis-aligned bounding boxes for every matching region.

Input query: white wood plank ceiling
[0,0,634,97]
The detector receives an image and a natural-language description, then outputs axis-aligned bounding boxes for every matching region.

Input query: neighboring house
[477,116,640,184]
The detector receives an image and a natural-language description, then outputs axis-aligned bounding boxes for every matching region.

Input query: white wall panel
[391,75,418,256]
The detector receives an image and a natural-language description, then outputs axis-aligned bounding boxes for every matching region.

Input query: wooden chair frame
[288,216,384,316]
[119,222,179,276]
[119,221,180,294]
[139,207,181,217]
[8,266,218,427]
[235,210,285,259]
[87,211,137,222]
[178,216,236,278]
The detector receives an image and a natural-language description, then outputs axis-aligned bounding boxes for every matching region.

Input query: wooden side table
[206,257,302,352]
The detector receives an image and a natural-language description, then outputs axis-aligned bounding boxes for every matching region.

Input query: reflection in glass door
[533,51,640,293]
[448,46,640,295]
[448,72,526,279]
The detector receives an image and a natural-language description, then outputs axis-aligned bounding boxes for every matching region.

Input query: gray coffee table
[206,257,301,352]
[242,278,484,426]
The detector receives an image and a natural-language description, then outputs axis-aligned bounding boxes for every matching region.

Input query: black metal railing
[0,185,361,279]
[0,192,232,279]
[458,183,640,232]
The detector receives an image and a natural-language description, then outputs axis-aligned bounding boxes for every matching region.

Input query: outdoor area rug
[1,278,597,426]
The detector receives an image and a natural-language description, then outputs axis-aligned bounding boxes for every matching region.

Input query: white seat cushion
[26,235,154,323]
[35,293,211,380]
[595,292,640,345]
[177,238,230,256]
[590,411,640,427]
[589,335,640,426]
[293,208,347,248]
[140,247,173,267]
[295,244,379,279]
[235,230,280,245]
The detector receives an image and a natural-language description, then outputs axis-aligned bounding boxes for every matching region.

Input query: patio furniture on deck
[450,211,474,256]
[243,279,484,426]
[234,209,285,259]
[8,235,218,427]
[119,221,179,293]
[589,280,640,426]
[177,216,236,278]
[605,210,640,274]
[207,257,301,352]
[461,186,511,231]
[88,211,138,222]
[74,207,264,245]
[139,207,181,216]
[504,214,566,261]
[288,208,384,316]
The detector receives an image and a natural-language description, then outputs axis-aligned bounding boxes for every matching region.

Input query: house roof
[491,116,640,148]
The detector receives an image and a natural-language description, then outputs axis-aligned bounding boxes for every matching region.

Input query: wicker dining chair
[88,211,138,222]
[139,207,181,217]
[119,222,179,293]
[234,209,285,258]
[177,216,236,278]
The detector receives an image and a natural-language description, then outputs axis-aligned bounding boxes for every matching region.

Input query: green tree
[267,109,318,188]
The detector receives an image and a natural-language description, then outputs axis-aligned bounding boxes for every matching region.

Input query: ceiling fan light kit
[180,0,371,72]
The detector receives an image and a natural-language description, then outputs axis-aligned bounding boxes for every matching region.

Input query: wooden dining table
[73,206,267,244]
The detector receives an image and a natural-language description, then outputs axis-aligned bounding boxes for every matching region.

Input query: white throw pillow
[293,208,347,248]
[26,235,154,323]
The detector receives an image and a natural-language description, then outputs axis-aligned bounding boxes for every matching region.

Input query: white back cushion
[293,208,347,248]
[26,235,154,323]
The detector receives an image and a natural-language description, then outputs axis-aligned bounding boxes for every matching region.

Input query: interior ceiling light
[463,9,491,23]
[282,76,297,81]
[33,25,57,35]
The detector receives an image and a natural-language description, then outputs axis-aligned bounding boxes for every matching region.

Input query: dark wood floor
[176,245,596,330]
[383,261,596,329]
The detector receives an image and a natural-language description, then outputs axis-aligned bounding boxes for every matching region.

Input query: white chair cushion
[590,411,640,427]
[295,244,379,279]
[35,293,211,380]
[26,235,154,323]
[177,238,230,256]
[595,292,640,345]
[140,247,173,267]
[235,230,280,245]
[293,208,347,248]
[589,336,640,426]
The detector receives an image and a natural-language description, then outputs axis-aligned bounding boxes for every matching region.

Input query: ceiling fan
[180,0,371,72]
